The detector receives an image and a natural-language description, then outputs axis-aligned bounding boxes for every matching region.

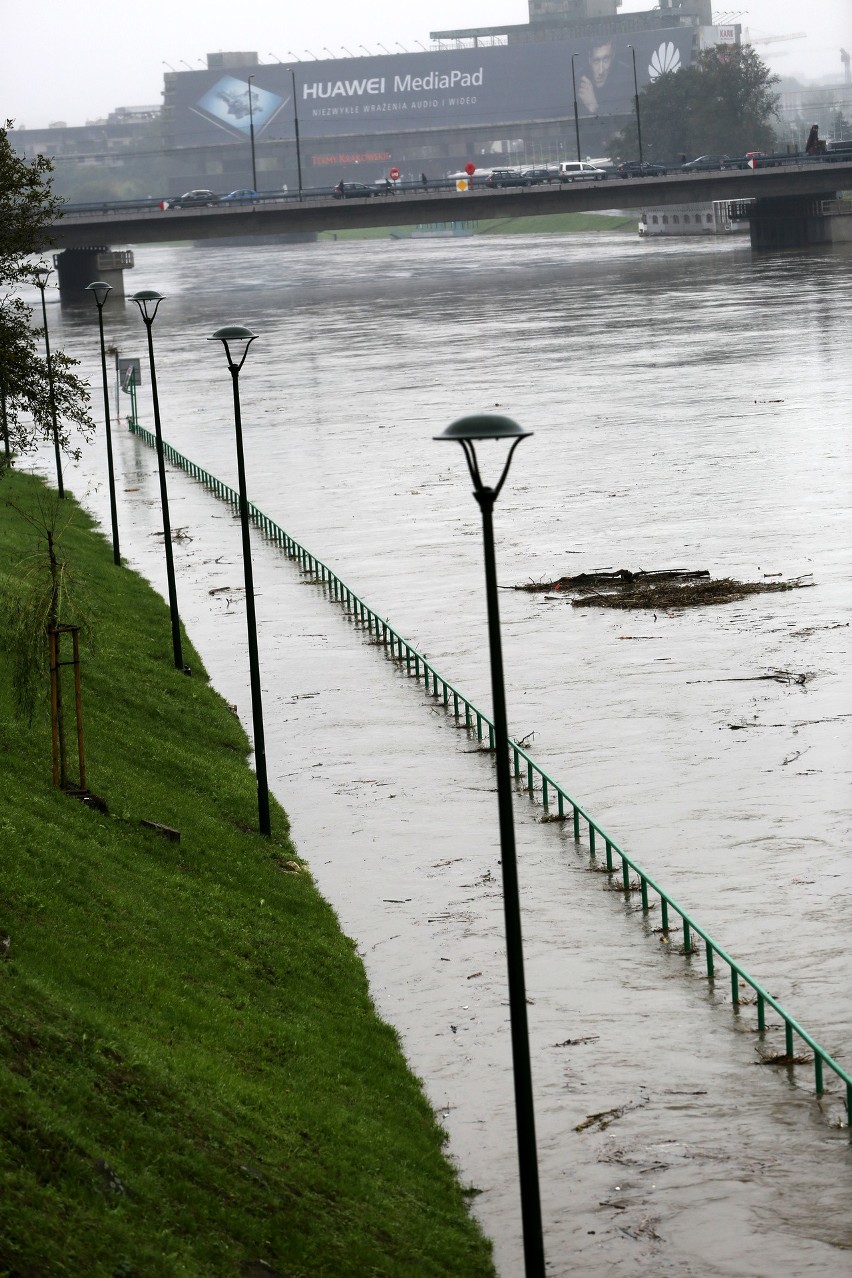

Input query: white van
[559,161,608,182]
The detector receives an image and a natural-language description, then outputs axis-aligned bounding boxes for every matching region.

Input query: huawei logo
[648,42,682,79]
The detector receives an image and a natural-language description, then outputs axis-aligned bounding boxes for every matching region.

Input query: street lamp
[570,53,582,162]
[208,325,271,837]
[434,413,545,1278]
[1,388,9,463]
[247,74,258,191]
[377,43,391,55]
[287,68,304,201]
[33,265,64,499]
[130,290,185,671]
[627,45,645,167]
[84,281,121,566]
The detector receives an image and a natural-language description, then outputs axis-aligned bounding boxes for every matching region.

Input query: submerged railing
[129,421,852,1126]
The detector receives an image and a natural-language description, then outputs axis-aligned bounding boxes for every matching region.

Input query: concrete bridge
[45,156,852,301]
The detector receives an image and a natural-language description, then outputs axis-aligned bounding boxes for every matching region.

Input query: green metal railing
[129,421,852,1126]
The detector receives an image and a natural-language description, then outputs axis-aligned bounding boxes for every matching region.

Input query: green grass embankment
[0,471,495,1278]
[318,210,636,240]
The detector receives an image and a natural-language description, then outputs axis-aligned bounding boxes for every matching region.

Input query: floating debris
[515,568,814,611]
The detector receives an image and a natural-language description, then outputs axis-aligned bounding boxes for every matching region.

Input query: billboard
[172,29,696,147]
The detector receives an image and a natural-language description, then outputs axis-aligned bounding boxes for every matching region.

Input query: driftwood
[516,568,709,594]
[516,568,814,611]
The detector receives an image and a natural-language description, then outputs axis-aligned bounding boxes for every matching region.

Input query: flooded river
[29,229,852,1275]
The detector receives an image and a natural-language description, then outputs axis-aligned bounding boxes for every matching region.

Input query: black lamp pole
[131,290,184,671]
[208,325,271,837]
[1,387,9,464]
[288,67,303,201]
[628,45,644,167]
[85,281,121,566]
[248,75,258,191]
[34,265,64,498]
[571,53,582,162]
[435,414,545,1278]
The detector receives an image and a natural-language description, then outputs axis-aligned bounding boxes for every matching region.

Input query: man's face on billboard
[589,43,613,87]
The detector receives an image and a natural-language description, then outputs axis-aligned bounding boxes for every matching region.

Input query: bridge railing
[129,420,852,1127]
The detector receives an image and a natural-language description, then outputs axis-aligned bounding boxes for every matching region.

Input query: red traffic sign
[464,162,476,176]
[389,166,400,181]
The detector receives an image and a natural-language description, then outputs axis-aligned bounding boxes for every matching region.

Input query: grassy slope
[319,210,636,240]
[0,472,495,1278]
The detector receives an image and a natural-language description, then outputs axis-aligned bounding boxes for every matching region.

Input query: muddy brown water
[26,231,852,1275]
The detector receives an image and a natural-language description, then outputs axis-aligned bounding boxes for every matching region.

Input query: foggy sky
[5,0,850,130]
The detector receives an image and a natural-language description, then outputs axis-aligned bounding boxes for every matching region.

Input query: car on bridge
[680,155,730,170]
[559,161,608,182]
[332,181,377,199]
[616,161,668,178]
[486,169,535,187]
[522,166,561,184]
[220,188,259,202]
[172,189,220,207]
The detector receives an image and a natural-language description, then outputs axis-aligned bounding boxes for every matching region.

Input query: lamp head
[435,414,532,497]
[209,324,258,372]
[85,279,112,307]
[435,413,531,444]
[130,289,165,323]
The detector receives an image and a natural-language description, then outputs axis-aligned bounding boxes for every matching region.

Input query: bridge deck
[47,158,852,249]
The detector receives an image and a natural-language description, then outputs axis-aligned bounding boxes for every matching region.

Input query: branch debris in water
[516,568,814,610]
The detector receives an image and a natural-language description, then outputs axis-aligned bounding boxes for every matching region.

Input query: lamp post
[627,45,645,167]
[1,387,9,464]
[570,53,582,162]
[84,281,121,566]
[247,74,258,191]
[288,67,303,201]
[208,326,271,837]
[130,290,184,671]
[435,413,545,1278]
[33,265,64,498]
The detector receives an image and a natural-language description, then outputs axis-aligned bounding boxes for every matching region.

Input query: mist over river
[30,229,852,1276]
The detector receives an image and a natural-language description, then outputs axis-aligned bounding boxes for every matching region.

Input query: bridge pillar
[53,246,135,304]
[748,195,833,251]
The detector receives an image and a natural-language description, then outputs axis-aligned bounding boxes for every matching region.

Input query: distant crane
[742,29,807,47]
[842,48,850,85]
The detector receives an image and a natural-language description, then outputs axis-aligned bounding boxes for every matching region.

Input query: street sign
[389,166,400,181]
[119,358,142,391]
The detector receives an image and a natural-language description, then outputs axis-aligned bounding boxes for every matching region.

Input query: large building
[14,2,739,198]
[159,3,727,192]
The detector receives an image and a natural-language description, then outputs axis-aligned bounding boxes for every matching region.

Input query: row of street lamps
[39,281,546,1272]
[33,276,272,839]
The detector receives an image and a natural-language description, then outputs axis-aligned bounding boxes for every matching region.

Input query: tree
[609,45,781,162]
[0,121,92,472]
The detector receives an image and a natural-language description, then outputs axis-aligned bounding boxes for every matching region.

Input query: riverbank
[318,210,636,240]
[0,471,495,1277]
